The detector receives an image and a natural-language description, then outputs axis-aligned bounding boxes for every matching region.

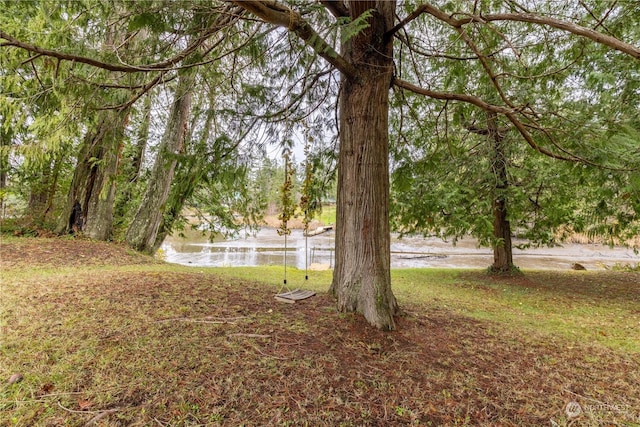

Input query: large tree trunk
[55,109,127,239]
[126,71,193,253]
[150,161,197,253]
[487,110,514,272]
[151,102,214,252]
[329,1,398,330]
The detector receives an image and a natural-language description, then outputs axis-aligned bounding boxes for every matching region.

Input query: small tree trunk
[130,93,152,180]
[27,163,51,224]
[0,117,12,218]
[492,195,513,270]
[487,110,514,272]
[126,71,193,253]
[42,152,64,220]
[113,93,152,227]
[329,1,398,330]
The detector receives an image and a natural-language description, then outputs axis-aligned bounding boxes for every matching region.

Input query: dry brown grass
[1,237,639,426]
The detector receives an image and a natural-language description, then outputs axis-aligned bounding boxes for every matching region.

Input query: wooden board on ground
[275,289,316,303]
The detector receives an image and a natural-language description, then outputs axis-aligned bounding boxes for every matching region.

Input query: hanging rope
[283,225,288,288]
[274,136,316,303]
[300,136,314,283]
[277,148,294,292]
[304,210,309,281]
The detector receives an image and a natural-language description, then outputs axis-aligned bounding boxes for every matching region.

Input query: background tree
[389,1,640,269]
[125,65,195,252]
[1,1,254,242]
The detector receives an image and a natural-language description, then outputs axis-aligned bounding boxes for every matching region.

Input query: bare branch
[393,78,577,162]
[476,13,639,59]
[385,4,429,40]
[416,3,640,60]
[1,30,144,72]
[70,73,177,90]
[96,71,170,112]
[232,0,359,80]
[0,5,246,73]
[453,26,518,110]
[395,32,508,61]
[394,78,510,114]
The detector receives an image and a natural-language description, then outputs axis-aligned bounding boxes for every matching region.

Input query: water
[161,228,335,269]
[160,228,639,270]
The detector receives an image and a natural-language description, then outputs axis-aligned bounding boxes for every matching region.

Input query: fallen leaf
[78,400,93,410]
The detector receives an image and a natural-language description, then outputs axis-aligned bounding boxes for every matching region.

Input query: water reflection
[161,228,335,269]
[160,227,639,270]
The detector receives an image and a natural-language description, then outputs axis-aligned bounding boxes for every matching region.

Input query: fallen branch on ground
[156,316,248,324]
[229,333,271,338]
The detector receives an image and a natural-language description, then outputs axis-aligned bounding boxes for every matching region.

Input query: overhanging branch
[319,0,349,18]
[385,4,429,41]
[416,2,640,60]
[393,78,578,162]
[1,30,145,72]
[471,13,640,60]
[232,0,359,80]
[0,5,245,73]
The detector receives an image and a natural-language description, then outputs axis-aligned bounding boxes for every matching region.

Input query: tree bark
[27,164,50,222]
[329,1,398,330]
[113,93,152,228]
[55,109,127,239]
[487,110,514,272]
[234,0,399,329]
[0,116,11,218]
[126,71,193,253]
[130,93,152,181]
[151,102,213,252]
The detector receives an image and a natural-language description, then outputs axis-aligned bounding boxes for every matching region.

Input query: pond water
[160,227,639,270]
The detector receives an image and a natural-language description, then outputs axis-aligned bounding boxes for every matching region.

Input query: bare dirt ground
[1,237,639,426]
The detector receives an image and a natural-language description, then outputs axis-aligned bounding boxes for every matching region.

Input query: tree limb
[319,0,349,18]
[474,13,639,59]
[385,4,429,40]
[416,3,640,60]
[0,5,245,73]
[1,27,211,71]
[393,78,578,162]
[394,78,512,114]
[1,30,145,72]
[232,0,359,80]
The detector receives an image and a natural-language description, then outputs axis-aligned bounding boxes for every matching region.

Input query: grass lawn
[1,236,639,426]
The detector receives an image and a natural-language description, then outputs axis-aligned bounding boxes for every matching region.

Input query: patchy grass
[1,237,639,426]
[317,205,336,226]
